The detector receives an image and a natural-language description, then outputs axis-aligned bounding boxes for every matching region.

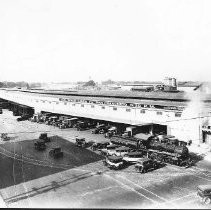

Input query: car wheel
[140,167,145,173]
[204,197,211,205]
[153,163,157,169]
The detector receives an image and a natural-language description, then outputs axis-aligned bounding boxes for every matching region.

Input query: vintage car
[197,185,211,204]
[75,137,87,148]
[103,155,125,170]
[123,151,145,164]
[104,126,117,138]
[34,139,46,150]
[17,114,32,121]
[45,116,58,125]
[91,124,106,134]
[113,146,131,157]
[91,141,110,151]
[49,147,63,158]
[1,133,10,141]
[99,125,111,134]
[39,133,51,142]
[135,158,159,173]
[100,144,120,156]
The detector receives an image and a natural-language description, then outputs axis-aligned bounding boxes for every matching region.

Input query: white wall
[0,89,202,143]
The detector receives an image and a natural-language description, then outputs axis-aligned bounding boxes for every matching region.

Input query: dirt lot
[0,109,211,209]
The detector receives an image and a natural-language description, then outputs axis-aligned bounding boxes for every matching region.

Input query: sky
[1,0,211,83]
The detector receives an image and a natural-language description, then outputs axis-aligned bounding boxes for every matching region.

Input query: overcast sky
[0,0,211,83]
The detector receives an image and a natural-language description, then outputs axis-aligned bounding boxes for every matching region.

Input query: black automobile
[197,185,211,204]
[34,140,46,150]
[135,158,159,173]
[49,147,63,158]
[39,133,51,142]
[103,155,125,170]
[91,124,106,134]
[91,141,110,151]
[17,114,32,121]
[75,137,87,148]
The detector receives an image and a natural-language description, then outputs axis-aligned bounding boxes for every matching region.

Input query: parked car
[104,126,117,138]
[75,137,87,148]
[1,133,10,141]
[34,140,46,151]
[99,125,111,134]
[49,147,63,158]
[103,155,125,170]
[135,158,159,173]
[91,124,106,134]
[197,185,211,204]
[91,141,110,151]
[123,151,145,164]
[17,114,32,121]
[39,133,51,142]
[100,144,120,156]
[113,146,131,157]
[58,118,72,129]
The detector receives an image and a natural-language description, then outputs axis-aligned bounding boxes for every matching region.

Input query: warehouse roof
[2,88,211,110]
[2,88,188,100]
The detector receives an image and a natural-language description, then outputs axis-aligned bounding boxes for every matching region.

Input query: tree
[83,80,96,87]
[0,82,4,88]
[101,79,116,85]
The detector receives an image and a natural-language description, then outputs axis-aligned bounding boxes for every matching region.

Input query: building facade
[0,88,210,145]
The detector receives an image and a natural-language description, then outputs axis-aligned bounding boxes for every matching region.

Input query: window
[140,109,145,114]
[126,108,131,112]
[175,112,181,117]
[101,106,105,109]
[157,111,162,115]
[113,107,117,111]
[91,105,95,108]
[81,104,84,107]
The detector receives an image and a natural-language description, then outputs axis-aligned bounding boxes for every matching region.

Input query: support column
[34,108,42,114]
[149,124,153,135]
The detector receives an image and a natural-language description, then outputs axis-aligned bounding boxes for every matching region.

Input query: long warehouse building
[0,88,211,145]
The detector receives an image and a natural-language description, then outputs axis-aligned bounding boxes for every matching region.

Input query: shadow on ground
[0,135,103,189]
[189,152,204,165]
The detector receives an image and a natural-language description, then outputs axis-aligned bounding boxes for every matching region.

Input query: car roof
[127,151,143,156]
[197,185,211,191]
[97,124,105,127]
[52,146,61,149]
[136,157,151,163]
[107,144,118,148]
[116,146,130,151]
[107,156,123,161]
[37,139,45,143]
[76,137,85,140]
[97,141,109,144]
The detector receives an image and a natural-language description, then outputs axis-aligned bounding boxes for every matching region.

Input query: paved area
[0,109,211,208]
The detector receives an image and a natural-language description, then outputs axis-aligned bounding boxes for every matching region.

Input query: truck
[104,126,117,138]
[91,124,106,134]
[122,126,141,137]
[65,117,78,128]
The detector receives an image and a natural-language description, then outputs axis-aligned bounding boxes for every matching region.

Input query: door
[203,131,211,145]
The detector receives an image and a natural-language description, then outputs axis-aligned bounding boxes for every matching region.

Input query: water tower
[163,77,177,91]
